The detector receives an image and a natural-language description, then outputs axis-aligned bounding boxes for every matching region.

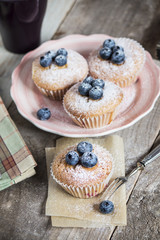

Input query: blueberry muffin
[51,141,114,198]
[32,48,88,100]
[63,76,123,128]
[88,38,145,87]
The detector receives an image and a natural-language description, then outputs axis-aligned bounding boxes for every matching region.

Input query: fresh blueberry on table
[45,50,56,60]
[89,86,103,100]
[56,48,68,56]
[92,79,105,89]
[77,141,93,155]
[37,108,51,120]
[83,76,94,85]
[99,200,114,214]
[112,45,124,53]
[99,47,112,60]
[78,82,92,96]
[55,55,67,66]
[80,152,98,168]
[111,49,125,64]
[65,151,79,166]
[103,39,115,50]
[40,55,52,67]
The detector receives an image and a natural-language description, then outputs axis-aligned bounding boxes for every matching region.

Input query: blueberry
[37,108,51,120]
[111,50,125,64]
[92,79,105,89]
[45,50,56,60]
[83,76,94,85]
[89,86,103,100]
[56,48,68,57]
[103,39,115,50]
[99,200,114,214]
[40,55,52,67]
[112,45,124,53]
[55,55,67,66]
[80,152,98,168]
[77,141,93,155]
[99,47,112,60]
[78,83,92,96]
[65,151,79,166]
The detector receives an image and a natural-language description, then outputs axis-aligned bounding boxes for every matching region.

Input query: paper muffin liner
[115,74,138,88]
[50,164,113,199]
[63,104,117,128]
[35,84,71,101]
[91,71,141,88]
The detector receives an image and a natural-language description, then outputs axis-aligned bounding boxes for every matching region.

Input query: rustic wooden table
[0,0,160,239]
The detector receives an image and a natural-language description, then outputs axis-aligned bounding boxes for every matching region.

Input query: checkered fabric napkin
[0,97,37,191]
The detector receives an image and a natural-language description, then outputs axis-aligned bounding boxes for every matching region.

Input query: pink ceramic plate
[11,34,160,137]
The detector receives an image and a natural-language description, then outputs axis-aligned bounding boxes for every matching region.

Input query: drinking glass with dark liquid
[0,0,47,53]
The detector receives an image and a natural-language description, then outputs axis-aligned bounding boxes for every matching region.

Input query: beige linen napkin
[45,135,127,227]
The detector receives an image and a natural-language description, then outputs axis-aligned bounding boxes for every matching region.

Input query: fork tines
[100,177,126,201]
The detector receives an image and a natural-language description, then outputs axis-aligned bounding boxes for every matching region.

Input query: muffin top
[88,37,145,83]
[32,49,88,90]
[52,143,113,187]
[63,80,123,118]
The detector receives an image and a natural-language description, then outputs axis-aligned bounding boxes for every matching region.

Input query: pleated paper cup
[35,84,70,101]
[63,105,117,128]
[114,70,142,88]
[50,165,112,199]
[115,76,136,88]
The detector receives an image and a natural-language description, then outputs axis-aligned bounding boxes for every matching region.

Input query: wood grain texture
[0,0,160,239]
[54,0,160,58]
[41,0,75,42]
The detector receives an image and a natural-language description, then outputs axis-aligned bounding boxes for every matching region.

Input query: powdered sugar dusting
[52,144,113,187]
[64,81,123,116]
[88,38,146,84]
[33,49,88,89]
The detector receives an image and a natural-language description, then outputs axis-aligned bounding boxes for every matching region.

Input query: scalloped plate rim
[10,34,160,137]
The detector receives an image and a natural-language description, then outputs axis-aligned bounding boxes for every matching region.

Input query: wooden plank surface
[54,0,160,58]
[0,0,160,240]
[41,0,75,42]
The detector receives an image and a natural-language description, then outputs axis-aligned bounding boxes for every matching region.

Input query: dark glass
[0,0,47,53]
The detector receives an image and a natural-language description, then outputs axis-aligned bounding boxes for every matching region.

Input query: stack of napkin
[45,135,127,228]
[0,97,37,191]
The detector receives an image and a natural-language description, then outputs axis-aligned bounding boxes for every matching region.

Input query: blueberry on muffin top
[78,76,105,100]
[65,142,98,168]
[99,39,125,64]
[40,48,68,68]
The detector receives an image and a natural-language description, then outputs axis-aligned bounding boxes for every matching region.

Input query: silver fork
[99,143,160,201]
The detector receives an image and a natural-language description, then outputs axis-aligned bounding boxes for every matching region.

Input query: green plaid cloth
[0,97,37,191]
